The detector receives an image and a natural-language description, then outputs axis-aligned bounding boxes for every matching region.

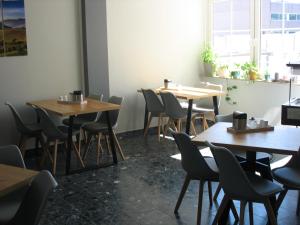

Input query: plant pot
[230,71,240,79]
[203,63,216,77]
[249,70,257,80]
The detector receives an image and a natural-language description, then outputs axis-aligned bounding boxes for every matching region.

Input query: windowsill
[207,76,300,85]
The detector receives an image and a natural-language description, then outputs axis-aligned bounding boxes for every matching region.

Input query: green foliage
[241,61,258,74]
[200,45,217,64]
[225,80,238,105]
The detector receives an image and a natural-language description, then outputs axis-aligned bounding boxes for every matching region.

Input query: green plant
[225,79,238,105]
[241,61,258,79]
[200,45,217,64]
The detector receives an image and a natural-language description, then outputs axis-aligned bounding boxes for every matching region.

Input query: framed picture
[0,0,27,57]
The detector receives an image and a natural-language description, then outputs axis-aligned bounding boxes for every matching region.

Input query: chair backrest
[35,108,65,140]
[141,89,164,114]
[9,170,57,225]
[215,113,233,123]
[286,148,300,169]
[5,102,31,134]
[160,92,186,119]
[78,93,104,121]
[172,132,217,179]
[0,145,25,168]
[206,141,259,200]
[98,96,123,127]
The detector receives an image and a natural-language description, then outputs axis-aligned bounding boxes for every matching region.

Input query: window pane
[212,0,251,67]
[261,0,300,78]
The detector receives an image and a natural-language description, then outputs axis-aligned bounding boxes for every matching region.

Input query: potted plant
[241,61,258,81]
[200,45,217,77]
[230,63,241,79]
[217,64,229,78]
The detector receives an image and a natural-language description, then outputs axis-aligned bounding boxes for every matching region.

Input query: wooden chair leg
[191,119,197,136]
[105,135,111,154]
[72,141,85,168]
[82,134,93,161]
[208,181,213,206]
[264,198,278,225]
[78,129,84,155]
[96,133,103,165]
[177,119,181,132]
[163,119,171,138]
[113,131,125,160]
[172,119,178,132]
[240,201,247,225]
[52,140,58,175]
[196,180,205,225]
[144,113,152,137]
[213,183,222,201]
[249,202,254,225]
[18,135,27,157]
[174,175,190,214]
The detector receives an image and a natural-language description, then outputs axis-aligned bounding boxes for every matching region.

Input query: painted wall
[0,0,82,145]
[106,0,205,132]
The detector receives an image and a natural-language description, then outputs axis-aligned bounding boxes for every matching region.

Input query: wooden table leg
[185,99,193,135]
[66,115,74,175]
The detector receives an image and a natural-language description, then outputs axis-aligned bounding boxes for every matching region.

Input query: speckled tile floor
[26,132,300,225]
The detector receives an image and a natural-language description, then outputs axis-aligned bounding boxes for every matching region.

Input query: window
[210,0,300,79]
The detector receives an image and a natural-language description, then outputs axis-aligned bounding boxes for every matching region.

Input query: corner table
[27,98,121,175]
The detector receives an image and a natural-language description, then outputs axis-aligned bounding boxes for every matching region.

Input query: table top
[0,164,38,198]
[138,86,225,100]
[192,122,300,155]
[27,98,121,117]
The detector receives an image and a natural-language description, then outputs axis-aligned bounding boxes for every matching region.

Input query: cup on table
[259,120,268,128]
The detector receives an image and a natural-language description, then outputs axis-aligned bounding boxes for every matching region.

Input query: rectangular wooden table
[192,122,300,224]
[0,164,38,198]
[27,98,121,175]
[139,86,225,135]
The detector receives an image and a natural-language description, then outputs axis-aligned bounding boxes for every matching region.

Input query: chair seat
[273,167,300,189]
[82,122,116,133]
[25,123,42,135]
[149,112,168,117]
[247,173,282,196]
[47,126,80,141]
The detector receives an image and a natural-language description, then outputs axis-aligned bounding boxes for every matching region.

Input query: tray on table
[227,125,274,134]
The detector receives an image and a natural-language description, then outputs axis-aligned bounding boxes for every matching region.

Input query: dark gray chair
[273,150,300,215]
[207,142,282,225]
[36,108,84,175]
[213,114,272,201]
[141,89,168,141]
[160,92,196,136]
[0,145,27,225]
[5,102,43,157]
[81,96,125,164]
[4,170,57,225]
[172,133,238,225]
[62,94,103,129]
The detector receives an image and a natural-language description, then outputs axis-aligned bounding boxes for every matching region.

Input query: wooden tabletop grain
[192,122,300,155]
[138,86,225,100]
[0,164,38,198]
[27,98,121,117]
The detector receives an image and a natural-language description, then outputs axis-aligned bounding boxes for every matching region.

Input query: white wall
[106,0,205,132]
[0,0,82,145]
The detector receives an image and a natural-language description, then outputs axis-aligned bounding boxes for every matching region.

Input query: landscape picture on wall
[0,0,27,56]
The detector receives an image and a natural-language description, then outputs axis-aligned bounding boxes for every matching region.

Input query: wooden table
[0,164,37,198]
[139,86,225,134]
[27,98,121,175]
[192,122,300,224]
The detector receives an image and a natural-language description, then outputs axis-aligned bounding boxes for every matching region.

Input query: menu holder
[227,125,274,134]
[57,100,87,105]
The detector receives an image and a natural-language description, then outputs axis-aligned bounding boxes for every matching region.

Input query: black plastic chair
[273,149,300,215]
[0,145,27,225]
[141,89,168,141]
[36,108,84,175]
[207,141,282,225]
[160,92,196,136]
[5,102,43,157]
[5,170,57,225]
[81,96,125,164]
[172,133,238,225]
[213,114,272,201]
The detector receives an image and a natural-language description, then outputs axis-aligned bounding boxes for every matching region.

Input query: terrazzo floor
[25,132,300,225]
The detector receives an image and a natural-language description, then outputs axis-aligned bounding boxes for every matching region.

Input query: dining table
[192,122,300,224]
[27,98,121,175]
[138,86,225,135]
[0,164,38,198]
